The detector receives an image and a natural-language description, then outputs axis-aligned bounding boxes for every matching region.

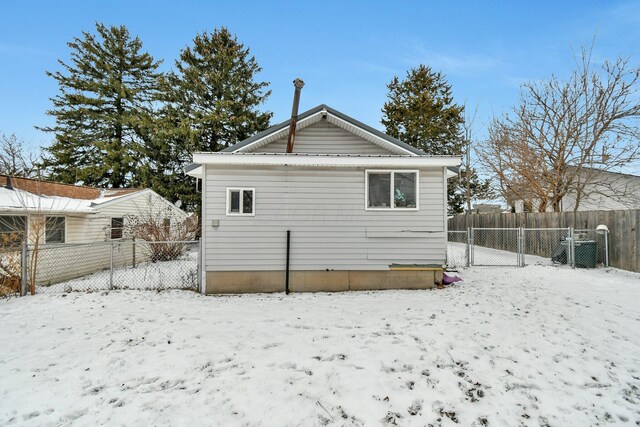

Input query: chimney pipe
[286,78,305,154]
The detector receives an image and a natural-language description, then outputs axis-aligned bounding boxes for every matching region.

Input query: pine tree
[141,27,272,212]
[382,65,464,155]
[381,65,490,213]
[40,23,161,188]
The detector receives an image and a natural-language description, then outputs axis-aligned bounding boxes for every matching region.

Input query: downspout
[286,78,305,153]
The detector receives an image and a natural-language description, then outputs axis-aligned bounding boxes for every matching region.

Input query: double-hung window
[366,170,418,210]
[45,216,66,244]
[226,188,255,216]
[111,217,124,240]
[0,215,27,246]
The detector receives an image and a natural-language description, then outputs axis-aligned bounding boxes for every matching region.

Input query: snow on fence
[447,228,607,268]
[22,240,200,294]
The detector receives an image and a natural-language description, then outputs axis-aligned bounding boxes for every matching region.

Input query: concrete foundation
[204,269,443,294]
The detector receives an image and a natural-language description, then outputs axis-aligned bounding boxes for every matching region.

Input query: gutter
[192,153,461,168]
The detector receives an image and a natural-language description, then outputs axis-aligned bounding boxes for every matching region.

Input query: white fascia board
[0,208,96,215]
[192,153,461,168]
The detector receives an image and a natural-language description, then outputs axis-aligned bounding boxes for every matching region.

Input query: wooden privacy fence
[448,210,639,273]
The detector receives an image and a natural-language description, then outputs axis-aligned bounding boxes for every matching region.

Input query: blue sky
[1,0,639,149]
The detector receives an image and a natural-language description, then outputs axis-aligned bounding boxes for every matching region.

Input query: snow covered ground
[2,265,640,426]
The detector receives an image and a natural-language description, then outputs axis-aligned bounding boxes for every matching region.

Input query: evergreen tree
[382,65,464,155]
[40,23,161,187]
[141,27,272,212]
[381,65,490,213]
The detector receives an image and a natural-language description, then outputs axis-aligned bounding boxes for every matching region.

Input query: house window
[0,215,27,247]
[366,170,418,210]
[45,216,66,244]
[111,217,124,239]
[163,218,171,234]
[226,188,255,216]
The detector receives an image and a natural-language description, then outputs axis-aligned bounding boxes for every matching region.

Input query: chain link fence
[447,231,469,268]
[447,228,609,269]
[22,240,200,294]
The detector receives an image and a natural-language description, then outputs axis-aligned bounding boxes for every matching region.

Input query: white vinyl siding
[204,166,446,271]
[252,121,395,155]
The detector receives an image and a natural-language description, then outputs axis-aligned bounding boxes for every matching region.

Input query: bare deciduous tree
[104,197,198,262]
[0,134,40,178]
[480,45,640,212]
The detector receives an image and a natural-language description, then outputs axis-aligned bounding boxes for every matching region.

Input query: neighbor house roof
[221,104,426,156]
[0,175,148,214]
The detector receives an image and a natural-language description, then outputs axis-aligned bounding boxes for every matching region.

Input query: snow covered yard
[2,266,640,426]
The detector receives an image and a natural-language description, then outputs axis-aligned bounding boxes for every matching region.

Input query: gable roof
[0,175,148,214]
[222,104,426,156]
[1,175,141,200]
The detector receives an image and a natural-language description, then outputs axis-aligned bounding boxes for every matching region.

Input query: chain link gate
[470,228,521,266]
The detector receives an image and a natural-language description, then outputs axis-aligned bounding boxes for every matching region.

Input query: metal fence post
[604,230,609,267]
[197,238,203,293]
[569,227,576,269]
[519,227,525,267]
[109,242,114,290]
[466,228,471,267]
[469,227,474,266]
[20,242,28,296]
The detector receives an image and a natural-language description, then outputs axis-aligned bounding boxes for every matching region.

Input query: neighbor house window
[45,216,66,244]
[226,188,255,216]
[111,217,124,239]
[366,170,418,210]
[0,215,27,247]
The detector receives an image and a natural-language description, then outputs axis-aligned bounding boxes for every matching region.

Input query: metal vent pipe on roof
[286,78,305,153]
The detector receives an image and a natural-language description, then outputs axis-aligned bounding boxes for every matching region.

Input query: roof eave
[192,153,461,168]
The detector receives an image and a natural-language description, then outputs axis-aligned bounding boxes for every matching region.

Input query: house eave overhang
[185,163,203,179]
[0,207,97,215]
[191,153,461,169]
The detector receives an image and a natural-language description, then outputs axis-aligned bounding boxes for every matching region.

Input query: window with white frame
[226,188,255,216]
[366,170,418,210]
[45,216,66,244]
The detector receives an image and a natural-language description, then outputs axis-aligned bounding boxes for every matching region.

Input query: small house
[187,104,461,294]
[0,175,189,285]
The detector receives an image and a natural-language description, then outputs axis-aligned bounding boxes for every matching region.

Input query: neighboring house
[0,175,188,244]
[0,175,189,285]
[187,104,461,294]
[513,167,640,213]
